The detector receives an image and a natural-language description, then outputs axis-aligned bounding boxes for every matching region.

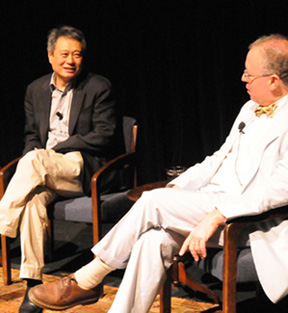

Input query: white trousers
[92,187,220,313]
[0,149,84,279]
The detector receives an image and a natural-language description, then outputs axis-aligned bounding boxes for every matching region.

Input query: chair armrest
[0,157,21,198]
[91,151,136,192]
[225,205,288,238]
[227,205,288,223]
[222,205,288,313]
[91,151,136,244]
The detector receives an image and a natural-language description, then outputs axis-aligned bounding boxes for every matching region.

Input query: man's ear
[269,74,280,89]
[48,52,53,65]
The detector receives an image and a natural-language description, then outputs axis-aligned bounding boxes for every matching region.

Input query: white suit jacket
[172,95,288,303]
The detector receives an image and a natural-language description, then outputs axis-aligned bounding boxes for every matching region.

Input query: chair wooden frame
[0,121,138,286]
[160,205,288,313]
[0,156,21,285]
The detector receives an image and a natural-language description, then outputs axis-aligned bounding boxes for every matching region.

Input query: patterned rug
[0,268,221,312]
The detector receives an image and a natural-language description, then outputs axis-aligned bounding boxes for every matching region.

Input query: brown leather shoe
[28,275,102,310]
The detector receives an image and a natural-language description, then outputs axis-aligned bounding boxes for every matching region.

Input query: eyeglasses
[242,71,274,84]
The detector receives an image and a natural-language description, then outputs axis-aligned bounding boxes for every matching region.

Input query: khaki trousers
[0,149,84,280]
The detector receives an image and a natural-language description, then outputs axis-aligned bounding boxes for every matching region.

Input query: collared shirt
[46,73,74,149]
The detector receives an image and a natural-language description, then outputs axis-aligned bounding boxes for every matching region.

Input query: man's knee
[20,149,48,165]
[137,228,181,266]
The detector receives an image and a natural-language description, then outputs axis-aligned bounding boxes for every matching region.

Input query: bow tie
[254,103,278,117]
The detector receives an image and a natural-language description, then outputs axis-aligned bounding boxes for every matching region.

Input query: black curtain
[2,0,288,184]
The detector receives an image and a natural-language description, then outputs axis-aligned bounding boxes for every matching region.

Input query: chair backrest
[122,116,137,153]
[117,116,137,190]
[98,116,137,194]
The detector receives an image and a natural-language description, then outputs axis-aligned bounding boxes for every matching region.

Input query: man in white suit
[28,34,288,312]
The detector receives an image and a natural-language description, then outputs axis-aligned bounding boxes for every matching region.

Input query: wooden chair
[0,116,138,285]
[160,205,288,313]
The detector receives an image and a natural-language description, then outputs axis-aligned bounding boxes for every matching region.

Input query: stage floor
[4,220,258,312]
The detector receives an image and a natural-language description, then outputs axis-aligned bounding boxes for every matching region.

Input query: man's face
[48,36,83,88]
[242,47,273,106]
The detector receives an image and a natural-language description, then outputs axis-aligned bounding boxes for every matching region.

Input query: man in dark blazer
[23,70,118,195]
[0,26,120,313]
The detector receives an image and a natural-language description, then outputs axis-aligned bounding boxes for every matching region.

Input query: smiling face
[48,36,83,89]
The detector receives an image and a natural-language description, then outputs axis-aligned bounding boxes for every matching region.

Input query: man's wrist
[212,208,226,225]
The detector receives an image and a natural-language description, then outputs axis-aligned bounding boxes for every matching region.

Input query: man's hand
[179,209,225,261]
[165,184,181,188]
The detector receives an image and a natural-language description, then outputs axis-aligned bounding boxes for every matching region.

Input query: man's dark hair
[47,25,87,55]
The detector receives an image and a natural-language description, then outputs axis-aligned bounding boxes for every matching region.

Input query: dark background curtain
[1,0,288,184]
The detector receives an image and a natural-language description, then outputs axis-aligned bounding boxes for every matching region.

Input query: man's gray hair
[249,34,288,87]
[47,26,87,55]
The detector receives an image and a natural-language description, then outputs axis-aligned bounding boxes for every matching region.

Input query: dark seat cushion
[52,191,134,224]
[198,248,258,283]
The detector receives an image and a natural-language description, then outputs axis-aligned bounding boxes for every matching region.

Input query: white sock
[74,256,115,290]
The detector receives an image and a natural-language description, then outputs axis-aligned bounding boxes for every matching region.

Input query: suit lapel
[69,86,84,135]
[242,96,288,190]
[39,79,52,145]
[223,107,256,156]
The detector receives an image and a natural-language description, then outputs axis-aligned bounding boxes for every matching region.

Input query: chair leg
[173,255,220,305]
[160,267,171,313]
[1,235,11,285]
[222,224,241,313]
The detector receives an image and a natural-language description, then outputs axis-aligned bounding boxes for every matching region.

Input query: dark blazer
[22,71,122,195]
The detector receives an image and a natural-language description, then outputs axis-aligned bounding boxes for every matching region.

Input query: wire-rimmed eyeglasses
[242,70,274,84]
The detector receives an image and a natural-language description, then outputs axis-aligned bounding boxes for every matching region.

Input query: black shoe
[19,286,43,313]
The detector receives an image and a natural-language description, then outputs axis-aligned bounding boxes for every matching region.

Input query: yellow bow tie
[254,103,278,118]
